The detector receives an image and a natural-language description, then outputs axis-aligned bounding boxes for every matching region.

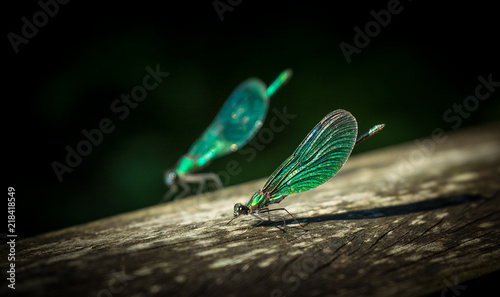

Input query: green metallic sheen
[167,69,293,181]
[230,109,384,229]
[175,156,196,175]
[355,124,385,146]
[248,191,268,209]
[184,79,267,167]
[266,69,293,98]
[245,110,357,208]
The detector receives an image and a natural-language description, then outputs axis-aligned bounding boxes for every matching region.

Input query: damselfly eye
[164,171,177,186]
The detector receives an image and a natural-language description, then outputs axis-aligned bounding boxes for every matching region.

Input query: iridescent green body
[232,110,384,221]
[170,78,268,179]
[164,69,293,201]
[355,124,385,146]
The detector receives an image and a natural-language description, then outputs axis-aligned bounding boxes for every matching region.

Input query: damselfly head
[164,170,178,186]
[233,203,249,217]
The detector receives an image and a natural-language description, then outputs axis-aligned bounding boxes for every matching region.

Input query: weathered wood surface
[3,122,500,297]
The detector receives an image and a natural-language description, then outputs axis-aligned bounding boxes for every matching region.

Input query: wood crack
[6,122,500,297]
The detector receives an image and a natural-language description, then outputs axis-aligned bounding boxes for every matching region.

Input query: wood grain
[3,122,499,297]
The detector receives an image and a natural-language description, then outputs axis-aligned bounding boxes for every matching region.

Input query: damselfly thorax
[162,69,293,202]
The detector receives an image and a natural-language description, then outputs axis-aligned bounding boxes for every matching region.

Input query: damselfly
[163,69,293,201]
[229,109,384,231]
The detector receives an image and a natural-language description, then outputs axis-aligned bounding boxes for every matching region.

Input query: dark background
[5,0,499,239]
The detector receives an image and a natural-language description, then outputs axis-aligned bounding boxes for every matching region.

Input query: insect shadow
[300,194,485,224]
